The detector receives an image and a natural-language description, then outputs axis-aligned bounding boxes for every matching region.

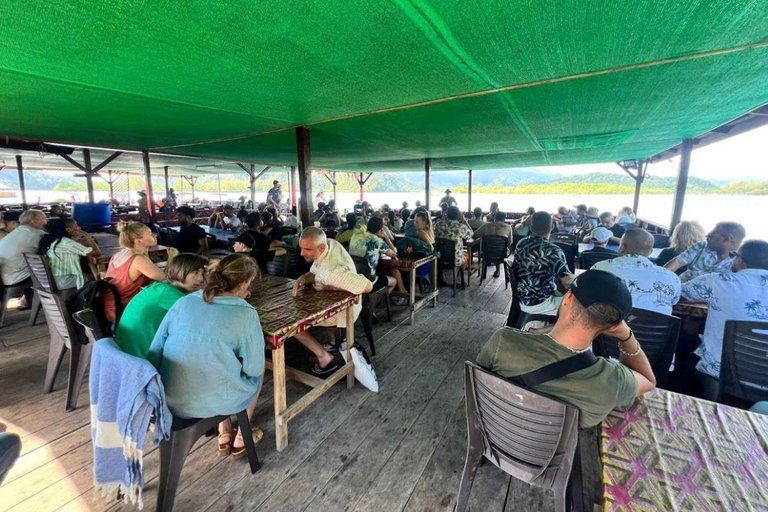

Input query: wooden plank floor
[0,273,597,512]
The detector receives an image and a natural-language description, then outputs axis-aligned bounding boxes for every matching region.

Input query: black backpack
[65,278,123,339]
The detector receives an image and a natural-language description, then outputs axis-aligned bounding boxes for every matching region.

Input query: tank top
[103,253,150,321]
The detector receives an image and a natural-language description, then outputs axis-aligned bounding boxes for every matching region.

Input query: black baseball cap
[232,233,255,248]
[177,206,195,217]
[570,270,632,324]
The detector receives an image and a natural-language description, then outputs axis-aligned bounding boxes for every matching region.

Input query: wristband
[617,329,634,342]
[618,343,642,357]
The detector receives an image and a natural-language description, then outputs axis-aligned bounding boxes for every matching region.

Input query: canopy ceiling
[1,1,767,173]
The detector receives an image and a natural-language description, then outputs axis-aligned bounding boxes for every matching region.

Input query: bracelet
[618,343,642,357]
[617,329,634,342]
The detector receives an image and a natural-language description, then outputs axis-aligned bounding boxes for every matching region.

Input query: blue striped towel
[89,338,172,509]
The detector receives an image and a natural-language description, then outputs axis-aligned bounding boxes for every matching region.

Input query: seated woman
[38,218,101,292]
[655,220,706,269]
[114,253,207,358]
[148,254,264,459]
[413,211,435,245]
[103,222,166,321]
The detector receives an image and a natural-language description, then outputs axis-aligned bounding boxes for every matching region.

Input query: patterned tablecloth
[601,389,768,511]
[247,275,356,350]
[379,255,435,270]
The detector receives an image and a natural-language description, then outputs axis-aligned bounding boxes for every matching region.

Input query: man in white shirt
[293,227,373,375]
[665,222,745,282]
[592,229,681,315]
[680,239,768,398]
[0,210,48,285]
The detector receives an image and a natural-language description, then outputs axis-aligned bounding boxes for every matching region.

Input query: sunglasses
[729,251,746,262]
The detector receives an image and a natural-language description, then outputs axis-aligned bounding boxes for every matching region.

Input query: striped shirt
[47,237,93,289]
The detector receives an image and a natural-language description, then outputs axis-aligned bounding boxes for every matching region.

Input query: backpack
[65,278,123,340]
[396,236,433,258]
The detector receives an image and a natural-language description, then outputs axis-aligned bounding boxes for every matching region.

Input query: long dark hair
[38,218,74,255]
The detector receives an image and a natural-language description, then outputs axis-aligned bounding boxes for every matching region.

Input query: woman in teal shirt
[114,254,208,358]
[148,254,264,459]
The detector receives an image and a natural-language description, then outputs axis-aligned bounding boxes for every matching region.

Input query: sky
[546,124,768,181]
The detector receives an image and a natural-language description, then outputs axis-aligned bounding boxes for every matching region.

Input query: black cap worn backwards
[570,270,632,324]
[232,233,255,248]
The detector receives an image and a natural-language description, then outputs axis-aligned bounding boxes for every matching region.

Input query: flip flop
[231,426,264,460]
[217,432,233,457]
[311,350,345,377]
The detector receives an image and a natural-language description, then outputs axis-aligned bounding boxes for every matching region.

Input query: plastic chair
[652,233,670,249]
[593,308,681,388]
[553,242,578,273]
[36,288,91,411]
[158,412,260,512]
[283,246,311,280]
[202,249,233,260]
[0,273,35,328]
[281,226,298,236]
[23,253,56,326]
[718,320,768,406]
[158,227,180,248]
[434,238,466,296]
[578,251,616,270]
[350,255,391,355]
[551,233,579,246]
[456,362,583,512]
[479,235,509,284]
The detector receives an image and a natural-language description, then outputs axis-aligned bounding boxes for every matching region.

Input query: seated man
[665,221,745,283]
[477,270,656,428]
[349,217,405,300]
[0,210,48,287]
[175,206,208,254]
[583,211,625,245]
[578,226,615,269]
[592,229,681,315]
[473,211,513,277]
[679,239,768,398]
[434,206,473,268]
[575,206,600,237]
[468,207,485,230]
[293,227,373,375]
[213,205,241,231]
[512,211,574,316]
[485,202,499,222]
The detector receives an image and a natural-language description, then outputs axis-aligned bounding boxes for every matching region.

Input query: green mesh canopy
[1,0,767,172]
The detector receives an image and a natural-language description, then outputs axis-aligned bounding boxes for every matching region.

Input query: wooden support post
[290,165,297,210]
[670,139,693,231]
[108,170,114,205]
[83,149,95,203]
[217,175,222,202]
[296,127,313,229]
[633,161,646,216]
[359,172,364,203]
[250,164,257,206]
[15,155,27,210]
[425,158,431,211]
[141,150,155,221]
[332,171,337,201]
[468,169,473,212]
[180,177,184,204]
[164,166,170,197]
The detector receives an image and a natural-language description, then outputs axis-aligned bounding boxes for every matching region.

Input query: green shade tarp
[1,0,767,172]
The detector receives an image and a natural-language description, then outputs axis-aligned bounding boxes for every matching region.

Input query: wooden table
[464,237,481,273]
[171,224,235,243]
[601,389,768,511]
[380,255,438,324]
[247,275,357,451]
[90,233,169,268]
[673,300,708,318]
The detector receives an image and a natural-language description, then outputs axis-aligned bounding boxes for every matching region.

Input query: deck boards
[0,272,599,512]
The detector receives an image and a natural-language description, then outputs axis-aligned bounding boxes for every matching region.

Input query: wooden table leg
[272,345,288,451]
[346,306,355,389]
[409,267,416,324]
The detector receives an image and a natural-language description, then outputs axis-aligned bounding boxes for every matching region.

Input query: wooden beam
[632,161,646,216]
[91,151,123,173]
[670,139,693,231]
[357,173,364,203]
[468,169,473,212]
[296,127,313,229]
[59,154,85,171]
[142,150,155,220]
[290,165,297,209]
[83,149,95,203]
[163,165,170,197]
[15,155,27,210]
[332,171,337,200]
[424,158,431,210]
[249,164,256,206]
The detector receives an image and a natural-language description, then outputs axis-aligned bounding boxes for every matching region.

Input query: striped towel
[89,338,172,509]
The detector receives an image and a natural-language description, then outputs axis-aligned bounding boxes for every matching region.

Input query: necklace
[546,333,592,354]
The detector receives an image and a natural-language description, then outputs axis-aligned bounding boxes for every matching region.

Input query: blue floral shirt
[681,269,768,378]
[349,231,389,280]
[677,241,734,283]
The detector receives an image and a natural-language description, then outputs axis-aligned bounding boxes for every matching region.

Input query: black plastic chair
[203,248,233,260]
[718,320,768,407]
[158,227,179,248]
[553,242,578,273]
[158,412,260,512]
[283,246,311,280]
[351,255,391,355]
[505,269,557,329]
[479,235,509,284]
[652,233,670,249]
[593,308,681,389]
[36,288,90,411]
[457,362,583,512]
[281,226,298,236]
[578,251,616,270]
[551,232,579,246]
[434,238,466,297]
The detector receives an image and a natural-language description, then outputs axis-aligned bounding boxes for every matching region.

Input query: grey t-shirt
[0,225,45,285]
[476,327,638,428]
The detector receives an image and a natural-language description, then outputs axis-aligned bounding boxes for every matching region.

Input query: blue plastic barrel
[72,203,112,227]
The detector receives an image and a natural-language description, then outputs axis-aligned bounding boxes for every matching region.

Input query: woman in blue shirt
[148,254,264,459]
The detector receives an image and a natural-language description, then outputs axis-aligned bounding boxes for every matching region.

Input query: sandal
[217,432,233,457]
[322,342,339,352]
[230,426,264,460]
[311,350,345,377]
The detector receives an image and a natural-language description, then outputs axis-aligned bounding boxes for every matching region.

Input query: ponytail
[202,254,259,303]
